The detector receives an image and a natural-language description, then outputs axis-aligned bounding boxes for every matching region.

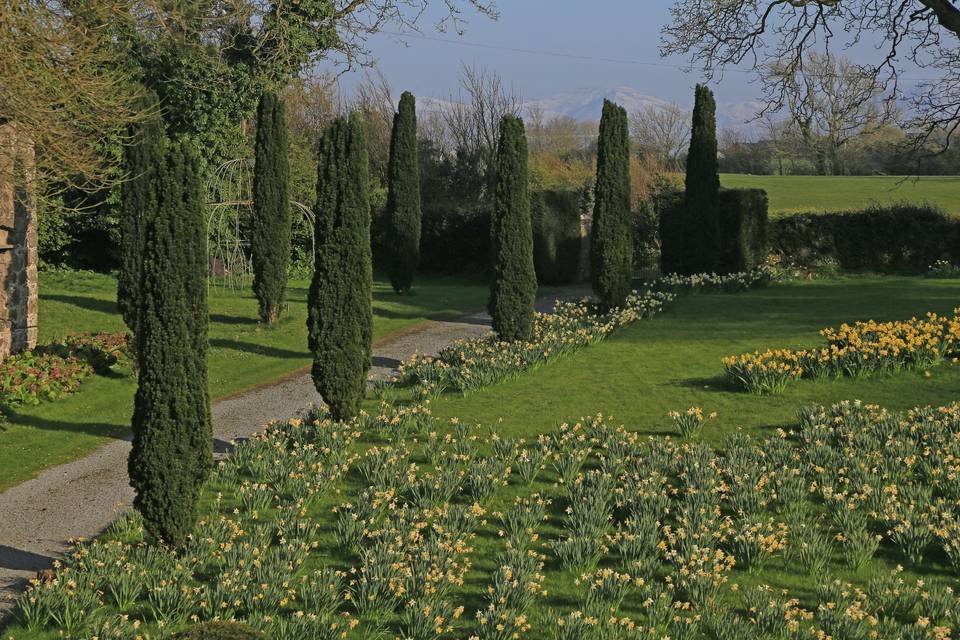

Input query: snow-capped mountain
[521,87,670,122]
[418,86,762,129]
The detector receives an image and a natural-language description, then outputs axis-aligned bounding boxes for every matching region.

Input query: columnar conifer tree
[128,139,212,547]
[590,100,634,311]
[385,91,421,294]
[683,84,721,273]
[307,114,373,420]
[488,115,537,341]
[251,91,291,323]
[117,118,164,341]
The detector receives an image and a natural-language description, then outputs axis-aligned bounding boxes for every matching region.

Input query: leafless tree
[442,64,521,182]
[350,70,395,183]
[661,0,960,150]
[629,103,690,171]
[765,53,890,174]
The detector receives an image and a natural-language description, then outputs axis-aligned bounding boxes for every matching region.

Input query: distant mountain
[522,86,670,122]
[417,86,762,130]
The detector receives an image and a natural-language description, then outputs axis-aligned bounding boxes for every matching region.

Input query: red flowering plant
[0,352,93,407]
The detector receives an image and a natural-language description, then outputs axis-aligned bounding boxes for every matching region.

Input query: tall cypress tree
[385,91,421,294]
[683,84,721,274]
[489,115,537,341]
[118,117,164,341]
[128,139,212,547]
[251,91,291,323]
[307,114,373,421]
[590,100,634,311]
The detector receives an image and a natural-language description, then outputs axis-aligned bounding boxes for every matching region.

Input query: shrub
[0,352,92,406]
[167,621,265,639]
[251,91,292,324]
[118,116,165,342]
[928,259,960,278]
[489,115,537,341]
[308,113,373,420]
[718,187,769,273]
[591,100,634,310]
[680,84,721,273]
[129,139,212,547]
[384,91,422,294]
[769,204,960,273]
[531,189,583,285]
[44,331,133,374]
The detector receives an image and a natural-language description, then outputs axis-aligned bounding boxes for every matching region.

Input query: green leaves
[590,100,634,311]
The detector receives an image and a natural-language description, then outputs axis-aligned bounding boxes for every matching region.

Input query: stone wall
[0,122,39,360]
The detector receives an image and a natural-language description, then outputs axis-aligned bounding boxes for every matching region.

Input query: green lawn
[428,276,960,444]
[8,275,960,639]
[0,270,488,491]
[720,173,960,216]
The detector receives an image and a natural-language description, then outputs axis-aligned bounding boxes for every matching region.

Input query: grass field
[720,173,960,216]
[0,271,488,491]
[8,274,960,639]
[427,275,960,443]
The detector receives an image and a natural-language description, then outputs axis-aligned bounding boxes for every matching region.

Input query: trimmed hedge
[660,187,768,275]
[532,189,583,284]
[167,621,265,639]
[718,188,769,273]
[770,204,960,273]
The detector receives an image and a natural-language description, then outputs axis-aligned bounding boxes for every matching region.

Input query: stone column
[0,122,39,360]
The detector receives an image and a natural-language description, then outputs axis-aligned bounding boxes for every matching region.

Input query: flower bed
[12,399,960,639]
[0,331,132,408]
[724,309,960,394]
[397,269,771,396]
[47,331,134,374]
[0,351,93,407]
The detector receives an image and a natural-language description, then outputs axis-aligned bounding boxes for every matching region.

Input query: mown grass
[720,174,960,216]
[427,276,960,444]
[0,270,488,491]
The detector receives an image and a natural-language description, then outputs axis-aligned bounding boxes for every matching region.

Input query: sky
[328,0,760,105]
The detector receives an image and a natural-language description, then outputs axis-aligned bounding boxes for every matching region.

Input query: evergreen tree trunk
[128,139,212,547]
[117,118,164,341]
[385,91,421,294]
[590,100,634,311]
[251,91,291,324]
[488,115,537,341]
[307,114,373,421]
[683,84,721,274]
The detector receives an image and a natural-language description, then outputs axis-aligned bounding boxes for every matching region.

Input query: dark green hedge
[532,189,583,284]
[657,189,686,275]
[718,188,768,273]
[769,204,960,273]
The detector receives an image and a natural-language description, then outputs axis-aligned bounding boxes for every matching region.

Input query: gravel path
[0,289,587,616]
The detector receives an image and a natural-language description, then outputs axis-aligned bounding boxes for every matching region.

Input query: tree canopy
[662,0,960,149]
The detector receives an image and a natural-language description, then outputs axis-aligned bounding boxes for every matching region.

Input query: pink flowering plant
[0,351,93,407]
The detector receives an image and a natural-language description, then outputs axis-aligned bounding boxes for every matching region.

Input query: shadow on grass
[673,374,735,392]
[209,313,258,326]
[209,338,306,360]
[2,408,127,439]
[43,294,117,316]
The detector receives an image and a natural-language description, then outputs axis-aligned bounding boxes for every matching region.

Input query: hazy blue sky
[331,1,759,103]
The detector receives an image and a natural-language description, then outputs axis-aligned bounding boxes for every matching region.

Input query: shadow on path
[372,356,402,370]
[0,546,55,572]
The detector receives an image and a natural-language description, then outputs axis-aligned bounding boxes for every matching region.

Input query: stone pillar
[0,122,39,360]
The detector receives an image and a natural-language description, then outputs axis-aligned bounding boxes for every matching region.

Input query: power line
[379,29,940,83]
[380,30,698,71]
